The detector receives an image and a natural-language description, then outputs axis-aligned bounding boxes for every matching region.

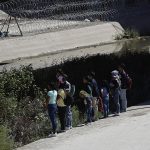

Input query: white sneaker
[86,122,92,125]
[65,127,70,130]
[48,133,57,138]
[114,113,120,116]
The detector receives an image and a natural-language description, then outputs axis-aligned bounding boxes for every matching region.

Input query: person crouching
[79,90,93,124]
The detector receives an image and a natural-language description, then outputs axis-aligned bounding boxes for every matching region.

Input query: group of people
[45,63,132,137]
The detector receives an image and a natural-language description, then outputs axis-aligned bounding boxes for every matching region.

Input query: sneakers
[65,126,73,130]
[77,124,85,127]
[114,113,120,116]
[86,122,92,126]
[58,129,66,133]
[65,127,70,130]
[48,133,57,138]
[121,110,127,113]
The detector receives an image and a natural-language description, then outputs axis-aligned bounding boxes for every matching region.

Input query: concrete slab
[0,22,123,63]
[0,41,124,71]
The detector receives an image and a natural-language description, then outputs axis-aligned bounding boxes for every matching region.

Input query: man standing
[88,72,100,121]
[118,63,132,112]
[61,76,73,130]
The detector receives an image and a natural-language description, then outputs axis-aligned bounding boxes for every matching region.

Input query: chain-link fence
[0,0,150,36]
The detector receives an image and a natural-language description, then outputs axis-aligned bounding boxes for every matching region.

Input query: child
[46,83,58,137]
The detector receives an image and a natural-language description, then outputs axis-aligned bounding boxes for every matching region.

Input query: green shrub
[115,28,139,40]
[0,65,34,100]
[0,66,50,146]
[72,106,80,127]
[0,126,13,150]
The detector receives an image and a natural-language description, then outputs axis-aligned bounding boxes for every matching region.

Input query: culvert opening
[33,40,150,108]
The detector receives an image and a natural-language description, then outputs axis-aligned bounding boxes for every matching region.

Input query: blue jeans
[66,106,72,128]
[120,89,127,112]
[86,106,92,123]
[113,89,120,114]
[48,104,57,134]
[102,97,109,117]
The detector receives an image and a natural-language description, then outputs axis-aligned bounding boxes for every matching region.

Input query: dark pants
[113,89,120,114]
[48,104,57,134]
[86,106,92,123]
[58,106,67,130]
[102,97,109,117]
[66,106,72,128]
[91,107,95,119]
[79,111,85,124]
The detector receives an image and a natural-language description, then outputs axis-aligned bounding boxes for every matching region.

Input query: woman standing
[46,83,58,137]
[57,89,67,132]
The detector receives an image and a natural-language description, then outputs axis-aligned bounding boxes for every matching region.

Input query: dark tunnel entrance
[33,38,150,108]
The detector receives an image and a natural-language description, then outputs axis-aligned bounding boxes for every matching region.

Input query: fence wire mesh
[0,0,150,36]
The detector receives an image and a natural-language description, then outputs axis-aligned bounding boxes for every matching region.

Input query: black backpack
[126,75,132,89]
[64,94,74,106]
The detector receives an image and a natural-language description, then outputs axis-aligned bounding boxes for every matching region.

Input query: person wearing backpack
[118,63,132,112]
[110,70,121,116]
[60,76,74,130]
[64,90,74,130]
[82,76,93,96]
[88,72,100,121]
[79,90,93,124]
[88,71,100,98]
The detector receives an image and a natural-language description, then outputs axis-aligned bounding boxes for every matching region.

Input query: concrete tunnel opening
[33,41,150,110]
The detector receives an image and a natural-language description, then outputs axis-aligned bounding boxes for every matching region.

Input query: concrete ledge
[0,22,124,63]
[0,42,124,71]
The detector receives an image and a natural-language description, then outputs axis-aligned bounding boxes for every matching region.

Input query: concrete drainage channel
[1,37,150,150]
[32,38,150,108]
[0,38,150,107]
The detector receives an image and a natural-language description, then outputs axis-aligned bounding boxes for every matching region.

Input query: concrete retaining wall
[0,22,123,63]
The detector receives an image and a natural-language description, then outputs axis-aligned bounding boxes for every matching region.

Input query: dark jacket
[85,96,92,108]
[90,78,100,97]
[119,71,129,89]
[82,83,92,96]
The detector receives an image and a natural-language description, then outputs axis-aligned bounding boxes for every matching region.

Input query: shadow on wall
[115,0,150,35]
[33,48,150,107]
[118,11,150,36]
